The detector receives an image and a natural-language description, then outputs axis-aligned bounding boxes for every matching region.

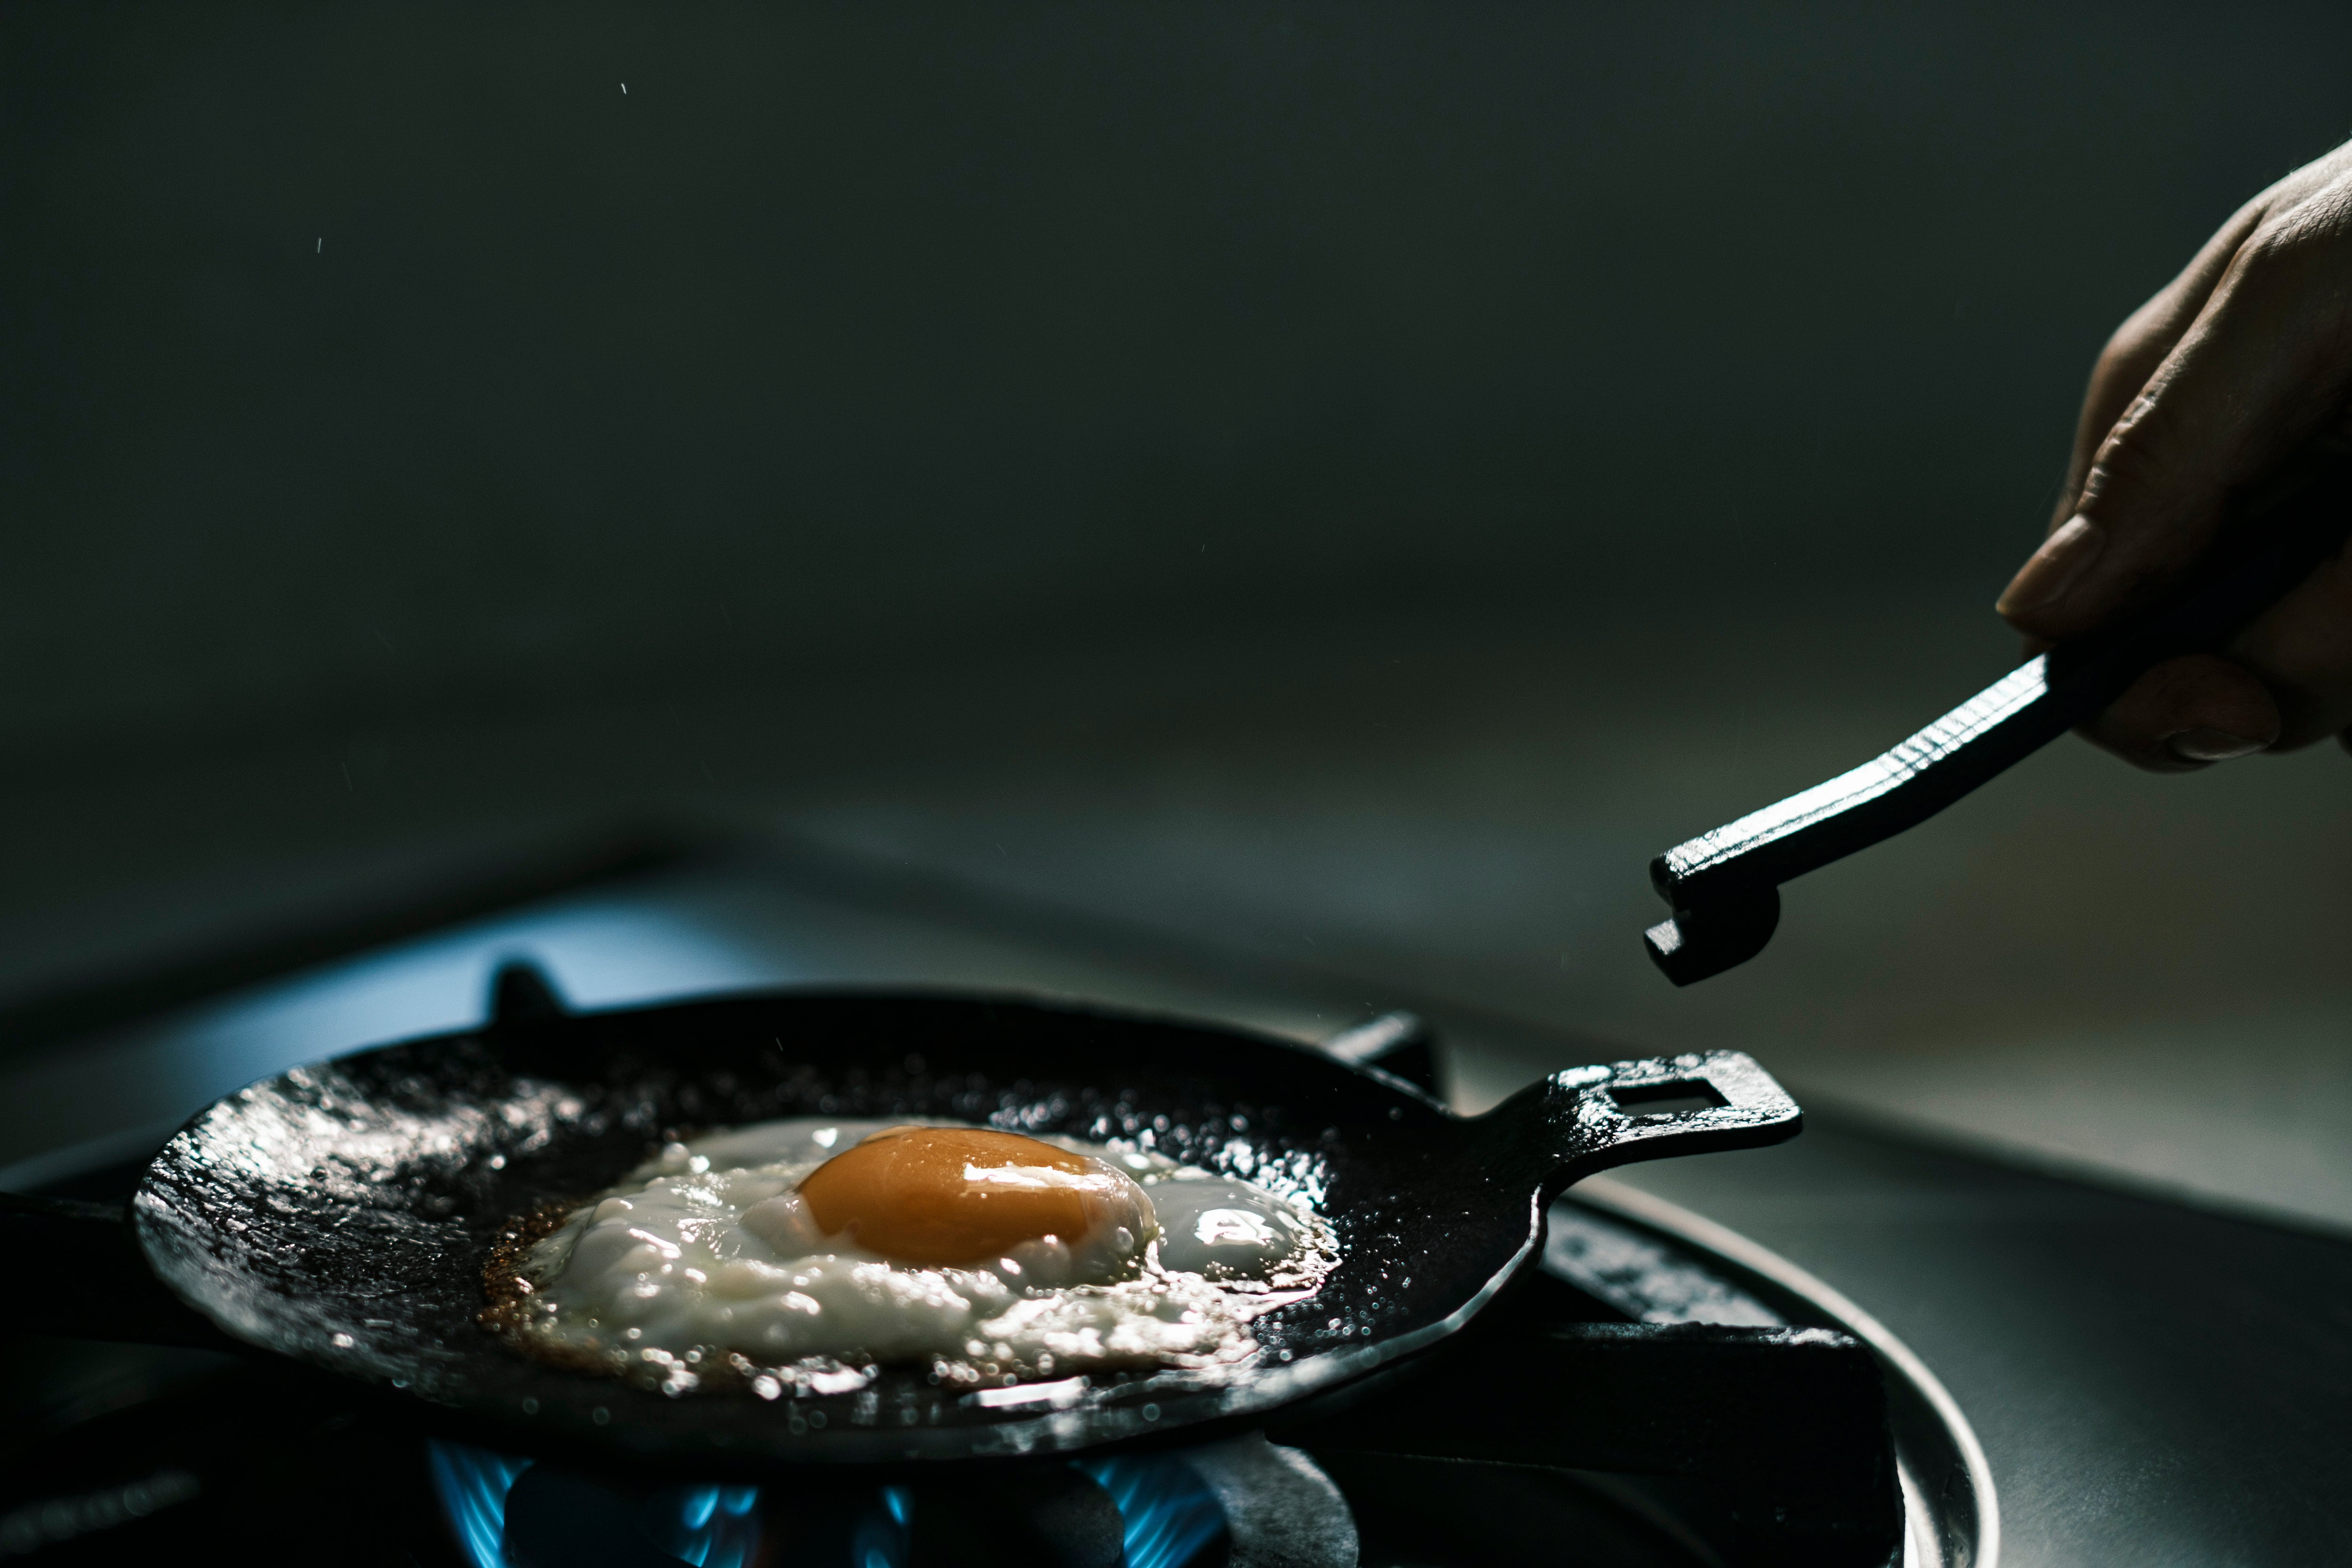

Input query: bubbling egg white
[500,1117,1336,1397]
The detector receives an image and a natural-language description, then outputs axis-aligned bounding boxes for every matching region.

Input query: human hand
[1996,140,2352,771]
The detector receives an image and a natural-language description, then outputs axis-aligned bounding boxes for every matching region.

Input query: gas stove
[0,836,2345,1564]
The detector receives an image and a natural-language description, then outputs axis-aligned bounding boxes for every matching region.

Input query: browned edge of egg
[477,1198,620,1376]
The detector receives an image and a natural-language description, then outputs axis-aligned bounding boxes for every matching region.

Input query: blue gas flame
[644,1483,762,1568]
[428,1440,1223,1568]
[427,1441,531,1568]
[1075,1454,1227,1568]
[426,1443,759,1568]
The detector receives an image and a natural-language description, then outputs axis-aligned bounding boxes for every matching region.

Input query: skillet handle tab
[1479,1050,1801,1196]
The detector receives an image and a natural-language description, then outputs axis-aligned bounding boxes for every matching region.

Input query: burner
[436,1433,1323,1568]
[428,1385,1818,1568]
[0,1085,1989,1568]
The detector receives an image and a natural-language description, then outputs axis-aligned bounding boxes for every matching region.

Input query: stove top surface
[0,839,2346,1565]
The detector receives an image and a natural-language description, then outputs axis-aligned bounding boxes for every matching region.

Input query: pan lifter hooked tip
[1642,882,1780,987]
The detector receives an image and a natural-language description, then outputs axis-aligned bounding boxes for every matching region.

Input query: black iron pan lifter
[1645,460,2352,984]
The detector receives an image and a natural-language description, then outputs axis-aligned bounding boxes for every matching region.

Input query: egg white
[502,1117,1337,1397]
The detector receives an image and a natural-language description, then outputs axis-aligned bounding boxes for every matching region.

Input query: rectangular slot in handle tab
[1608,1080,1728,1119]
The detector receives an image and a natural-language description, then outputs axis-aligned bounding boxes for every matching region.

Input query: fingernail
[2167,728,2267,764]
[1996,515,2106,618]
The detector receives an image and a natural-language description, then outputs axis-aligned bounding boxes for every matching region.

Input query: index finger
[2049,195,2270,533]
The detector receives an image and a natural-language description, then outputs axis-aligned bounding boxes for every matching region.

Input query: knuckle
[2228,209,2336,284]
[2091,329,2145,386]
[2233,227,2297,279]
[2081,395,2190,500]
[2094,296,2177,386]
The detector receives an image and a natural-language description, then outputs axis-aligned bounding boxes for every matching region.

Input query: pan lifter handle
[1470,1049,1803,1197]
[0,1191,240,1349]
[1644,459,2352,986]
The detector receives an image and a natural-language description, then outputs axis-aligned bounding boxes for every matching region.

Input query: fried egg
[498,1118,1335,1396]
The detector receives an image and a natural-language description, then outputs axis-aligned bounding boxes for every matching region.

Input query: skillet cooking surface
[132,989,1796,1466]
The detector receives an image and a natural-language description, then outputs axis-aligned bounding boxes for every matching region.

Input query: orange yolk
[797,1126,1143,1267]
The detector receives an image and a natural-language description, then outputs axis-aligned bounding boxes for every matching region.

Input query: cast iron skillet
[10,971,1798,1468]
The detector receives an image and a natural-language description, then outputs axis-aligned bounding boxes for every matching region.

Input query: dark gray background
[9,0,2351,748]
[4,2,2351,1233]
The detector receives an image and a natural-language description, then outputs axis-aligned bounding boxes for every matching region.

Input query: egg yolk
[797,1126,1143,1267]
